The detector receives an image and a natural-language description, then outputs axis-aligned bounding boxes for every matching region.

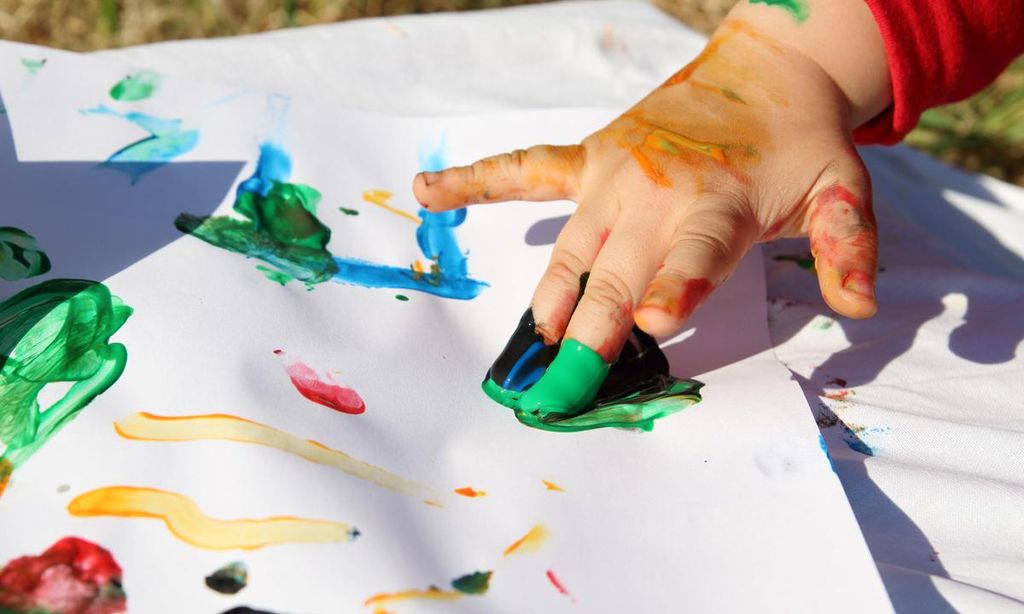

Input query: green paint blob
[451,571,492,595]
[339,207,360,216]
[482,340,703,433]
[772,253,816,273]
[0,227,51,281]
[394,294,409,301]
[205,561,248,595]
[256,265,294,286]
[109,69,161,101]
[176,181,339,285]
[748,0,809,23]
[0,279,132,487]
[20,58,46,75]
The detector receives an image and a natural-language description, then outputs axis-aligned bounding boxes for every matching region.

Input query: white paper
[0,46,891,613]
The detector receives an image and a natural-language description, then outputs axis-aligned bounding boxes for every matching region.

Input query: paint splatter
[114,412,438,504]
[503,524,551,557]
[277,353,365,414]
[454,487,486,498]
[451,571,492,595]
[109,70,161,101]
[20,58,45,75]
[546,569,573,600]
[542,480,565,492]
[206,562,248,595]
[0,280,132,496]
[394,294,409,301]
[748,0,809,23]
[67,486,357,550]
[0,537,126,613]
[825,389,853,401]
[363,570,492,609]
[0,227,50,280]
[220,607,282,614]
[177,139,487,300]
[363,190,420,224]
[339,207,360,216]
[79,105,199,182]
[841,424,890,457]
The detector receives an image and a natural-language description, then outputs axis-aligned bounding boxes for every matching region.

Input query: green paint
[256,265,293,286]
[451,571,492,595]
[483,340,703,433]
[205,561,248,594]
[0,227,51,281]
[109,69,162,101]
[721,88,747,104]
[0,279,132,488]
[175,181,339,285]
[339,207,360,216]
[394,294,409,301]
[748,0,809,23]
[772,253,816,273]
[20,58,46,75]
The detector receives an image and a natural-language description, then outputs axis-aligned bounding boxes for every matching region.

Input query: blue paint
[841,425,890,456]
[818,433,836,473]
[80,105,199,182]
[503,340,548,391]
[238,142,292,197]
[331,134,487,300]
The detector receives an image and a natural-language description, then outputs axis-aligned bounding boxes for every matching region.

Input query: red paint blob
[0,537,126,614]
[546,569,573,600]
[284,361,366,415]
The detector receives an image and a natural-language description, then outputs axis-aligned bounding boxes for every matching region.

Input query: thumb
[807,156,878,319]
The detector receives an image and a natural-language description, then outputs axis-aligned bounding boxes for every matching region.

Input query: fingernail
[421,171,440,186]
[840,270,874,300]
[483,308,560,402]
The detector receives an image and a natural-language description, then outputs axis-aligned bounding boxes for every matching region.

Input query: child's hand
[413,1,890,363]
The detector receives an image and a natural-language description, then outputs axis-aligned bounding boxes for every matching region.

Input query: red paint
[0,537,126,614]
[282,359,365,415]
[597,227,611,247]
[676,278,714,320]
[546,569,573,600]
[825,389,852,401]
[272,349,283,355]
[762,219,785,241]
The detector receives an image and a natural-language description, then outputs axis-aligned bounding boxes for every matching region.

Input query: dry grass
[0,0,1020,184]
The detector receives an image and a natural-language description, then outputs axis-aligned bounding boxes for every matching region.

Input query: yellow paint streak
[362,189,421,224]
[630,146,671,188]
[364,588,463,607]
[67,486,353,550]
[645,129,727,163]
[114,412,437,505]
[542,479,565,492]
[503,524,551,557]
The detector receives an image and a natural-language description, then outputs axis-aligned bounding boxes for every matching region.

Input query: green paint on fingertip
[749,0,809,23]
[394,294,409,301]
[518,340,609,420]
[109,70,162,101]
[451,571,492,595]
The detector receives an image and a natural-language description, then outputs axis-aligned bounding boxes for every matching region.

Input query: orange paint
[362,189,421,224]
[640,277,715,322]
[630,146,671,188]
[454,487,487,498]
[645,129,727,163]
[659,20,780,89]
[503,524,551,557]
[0,458,11,498]
[825,389,852,401]
[67,486,356,550]
[542,479,565,492]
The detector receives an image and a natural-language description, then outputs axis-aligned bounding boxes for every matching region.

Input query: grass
[1,0,1020,185]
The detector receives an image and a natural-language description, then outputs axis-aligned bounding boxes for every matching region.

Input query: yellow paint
[364,587,463,607]
[362,189,421,224]
[114,412,438,505]
[67,486,354,550]
[503,524,551,556]
[645,129,727,163]
[542,479,565,492]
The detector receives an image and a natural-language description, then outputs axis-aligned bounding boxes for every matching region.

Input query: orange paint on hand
[645,129,727,163]
[454,486,487,498]
[630,146,671,188]
[67,486,356,550]
[363,587,463,607]
[542,479,565,492]
[640,277,715,322]
[362,189,421,224]
[503,524,551,557]
[114,412,438,505]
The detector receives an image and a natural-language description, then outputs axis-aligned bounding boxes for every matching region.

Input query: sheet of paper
[0,45,891,613]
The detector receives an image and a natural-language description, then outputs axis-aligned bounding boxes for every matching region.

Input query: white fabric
[89,1,1023,611]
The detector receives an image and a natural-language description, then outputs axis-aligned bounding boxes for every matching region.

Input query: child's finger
[808,171,878,319]
[634,203,754,337]
[529,206,617,345]
[412,144,584,211]
[560,218,666,362]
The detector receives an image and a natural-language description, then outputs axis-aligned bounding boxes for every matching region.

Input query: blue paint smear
[841,425,890,456]
[80,104,199,182]
[503,340,548,391]
[238,142,292,197]
[331,134,488,300]
[818,434,836,473]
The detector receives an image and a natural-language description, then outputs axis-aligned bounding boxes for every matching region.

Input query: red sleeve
[854,0,1024,145]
